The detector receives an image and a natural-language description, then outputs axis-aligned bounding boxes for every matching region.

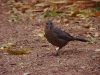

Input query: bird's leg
[54,47,61,56]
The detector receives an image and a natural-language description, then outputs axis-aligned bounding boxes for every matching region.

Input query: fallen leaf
[4,10,12,14]
[8,19,14,22]
[0,43,14,49]
[70,10,80,17]
[94,32,100,37]
[95,49,100,52]
[12,7,19,13]
[77,13,89,18]
[23,72,31,75]
[6,47,29,55]
[51,1,67,4]
[86,41,94,44]
[63,19,69,23]
[43,10,60,17]
[82,23,93,29]
[65,24,69,26]
[35,2,51,7]
[89,27,96,31]
[94,9,100,16]
[55,20,61,23]
[38,33,45,38]
[74,1,97,9]
[76,8,96,18]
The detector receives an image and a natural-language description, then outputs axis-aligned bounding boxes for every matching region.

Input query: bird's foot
[53,52,59,56]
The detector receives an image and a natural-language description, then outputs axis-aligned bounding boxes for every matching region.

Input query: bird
[44,20,89,56]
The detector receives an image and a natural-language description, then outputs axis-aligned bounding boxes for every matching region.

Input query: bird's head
[45,20,54,31]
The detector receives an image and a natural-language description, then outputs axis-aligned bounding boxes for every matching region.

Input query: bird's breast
[45,31,68,47]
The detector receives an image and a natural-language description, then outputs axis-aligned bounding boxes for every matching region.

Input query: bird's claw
[53,52,59,56]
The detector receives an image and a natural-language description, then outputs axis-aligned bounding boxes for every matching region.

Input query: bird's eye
[50,23,52,25]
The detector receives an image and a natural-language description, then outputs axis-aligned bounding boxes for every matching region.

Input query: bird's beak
[46,24,52,30]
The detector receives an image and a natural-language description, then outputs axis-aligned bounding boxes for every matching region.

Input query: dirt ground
[0,2,100,75]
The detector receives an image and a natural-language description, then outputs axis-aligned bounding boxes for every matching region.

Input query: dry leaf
[6,47,29,55]
[70,11,80,17]
[83,24,93,29]
[23,72,31,75]
[35,2,51,7]
[63,19,69,23]
[43,10,60,17]
[51,1,67,4]
[74,1,97,9]
[4,10,12,14]
[55,20,61,23]
[94,32,100,37]
[0,43,14,49]
[38,33,45,38]
[95,49,100,52]
[94,10,100,16]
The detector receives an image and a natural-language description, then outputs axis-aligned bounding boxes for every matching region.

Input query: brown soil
[0,2,100,75]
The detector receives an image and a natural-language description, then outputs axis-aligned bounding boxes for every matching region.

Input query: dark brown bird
[44,20,89,56]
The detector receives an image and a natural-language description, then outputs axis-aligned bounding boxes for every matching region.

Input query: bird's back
[53,27,74,41]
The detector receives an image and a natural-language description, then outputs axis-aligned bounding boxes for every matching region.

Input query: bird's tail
[74,37,89,42]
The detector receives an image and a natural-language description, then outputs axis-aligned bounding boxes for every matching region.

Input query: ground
[0,2,100,75]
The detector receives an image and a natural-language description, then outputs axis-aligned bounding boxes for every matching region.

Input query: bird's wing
[53,27,74,41]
